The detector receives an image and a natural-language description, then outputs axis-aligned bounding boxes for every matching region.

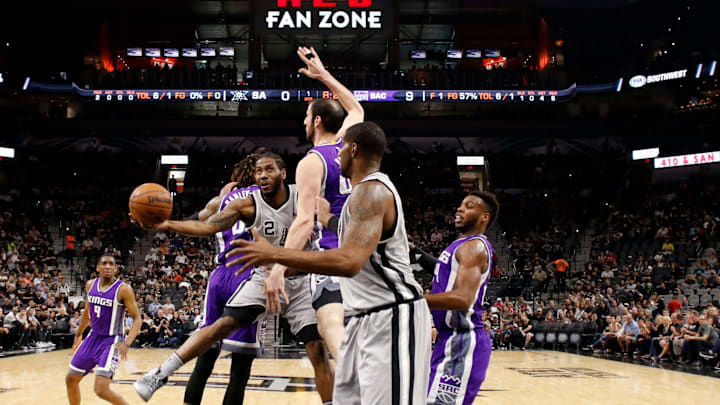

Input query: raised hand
[297,46,328,80]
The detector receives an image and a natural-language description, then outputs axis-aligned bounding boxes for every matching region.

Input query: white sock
[158,352,184,378]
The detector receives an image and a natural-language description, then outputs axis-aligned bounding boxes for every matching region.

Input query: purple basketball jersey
[214,185,259,264]
[87,278,125,336]
[308,141,351,250]
[431,234,493,330]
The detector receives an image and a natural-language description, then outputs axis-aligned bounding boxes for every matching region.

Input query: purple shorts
[427,328,492,405]
[68,332,121,378]
[202,263,260,354]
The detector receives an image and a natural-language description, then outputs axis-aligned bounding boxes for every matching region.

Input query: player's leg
[287,275,334,403]
[223,352,255,405]
[183,347,220,405]
[67,333,97,405]
[135,274,266,401]
[460,330,492,405]
[65,373,83,405]
[303,334,334,403]
[332,317,360,405]
[184,266,225,405]
[356,301,431,405]
[93,375,128,405]
[311,275,345,360]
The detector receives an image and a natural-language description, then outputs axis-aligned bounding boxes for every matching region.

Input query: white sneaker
[134,368,168,402]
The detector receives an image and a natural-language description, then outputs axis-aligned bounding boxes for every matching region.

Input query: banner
[654,151,720,169]
[255,0,394,34]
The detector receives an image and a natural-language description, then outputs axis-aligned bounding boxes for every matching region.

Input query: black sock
[223,353,255,405]
[183,348,220,405]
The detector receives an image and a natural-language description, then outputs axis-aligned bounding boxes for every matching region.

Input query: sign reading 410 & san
[256,0,394,33]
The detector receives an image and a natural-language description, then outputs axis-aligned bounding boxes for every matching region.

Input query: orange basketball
[129,183,173,227]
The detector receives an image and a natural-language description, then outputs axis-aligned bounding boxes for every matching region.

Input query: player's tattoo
[207,208,241,231]
[346,182,390,247]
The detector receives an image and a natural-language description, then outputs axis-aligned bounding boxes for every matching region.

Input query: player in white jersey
[226,122,431,405]
[133,152,334,403]
[264,46,363,362]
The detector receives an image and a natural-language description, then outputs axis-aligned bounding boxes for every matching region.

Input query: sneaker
[134,368,168,402]
[699,351,714,360]
[714,366,720,372]
[47,342,56,347]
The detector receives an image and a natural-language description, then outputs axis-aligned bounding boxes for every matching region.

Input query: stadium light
[161,155,188,165]
[632,147,660,160]
[0,147,15,158]
[456,156,485,166]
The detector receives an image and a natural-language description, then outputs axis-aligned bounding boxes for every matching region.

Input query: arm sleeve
[327,215,339,236]
[412,246,438,273]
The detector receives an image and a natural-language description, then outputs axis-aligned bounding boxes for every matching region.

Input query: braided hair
[231,148,265,187]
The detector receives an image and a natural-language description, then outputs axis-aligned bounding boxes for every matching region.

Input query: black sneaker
[699,351,714,360]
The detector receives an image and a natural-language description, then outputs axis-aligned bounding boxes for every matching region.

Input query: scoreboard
[72,84,576,104]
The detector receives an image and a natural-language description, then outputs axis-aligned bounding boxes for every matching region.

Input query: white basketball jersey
[337,172,423,313]
[250,184,305,250]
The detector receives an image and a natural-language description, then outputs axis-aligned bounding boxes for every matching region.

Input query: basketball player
[133,152,334,404]
[226,122,431,405]
[263,46,363,360]
[424,191,499,405]
[183,152,261,405]
[66,254,142,405]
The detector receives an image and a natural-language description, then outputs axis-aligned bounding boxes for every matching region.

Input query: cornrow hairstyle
[231,148,265,187]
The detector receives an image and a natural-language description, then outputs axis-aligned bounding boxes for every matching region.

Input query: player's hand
[227,228,278,274]
[129,213,168,231]
[315,197,332,227]
[220,182,238,198]
[114,342,130,361]
[71,335,83,353]
[297,46,328,80]
[264,265,290,313]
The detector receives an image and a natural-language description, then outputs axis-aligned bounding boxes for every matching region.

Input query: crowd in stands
[491,185,720,371]
[76,62,568,91]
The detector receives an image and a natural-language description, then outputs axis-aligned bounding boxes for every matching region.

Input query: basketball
[129,183,173,227]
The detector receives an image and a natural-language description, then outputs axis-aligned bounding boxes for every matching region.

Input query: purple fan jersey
[431,234,493,330]
[214,185,259,264]
[87,278,125,336]
[308,141,351,251]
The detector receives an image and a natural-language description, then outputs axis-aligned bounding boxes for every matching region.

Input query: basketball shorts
[202,264,260,354]
[333,298,431,405]
[427,328,492,405]
[68,332,121,378]
[226,270,317,337]
[309,274,343,311]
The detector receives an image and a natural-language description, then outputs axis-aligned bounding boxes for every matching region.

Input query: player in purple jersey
[66,254,142,405]
[183,153,261,405]
[423,191,500,405]
[263,46,363,363]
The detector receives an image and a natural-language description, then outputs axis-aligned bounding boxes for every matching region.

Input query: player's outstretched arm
[297,46,364,136]
[156,195,254,236]
[424,239,488,311]
[226,181,390,276]
[72,280,93,351]
[116,285,141,361]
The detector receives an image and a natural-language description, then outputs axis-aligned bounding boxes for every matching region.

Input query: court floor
[0,347,717,404]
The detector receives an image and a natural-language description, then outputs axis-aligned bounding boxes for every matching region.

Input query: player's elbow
[336,255,363,277]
